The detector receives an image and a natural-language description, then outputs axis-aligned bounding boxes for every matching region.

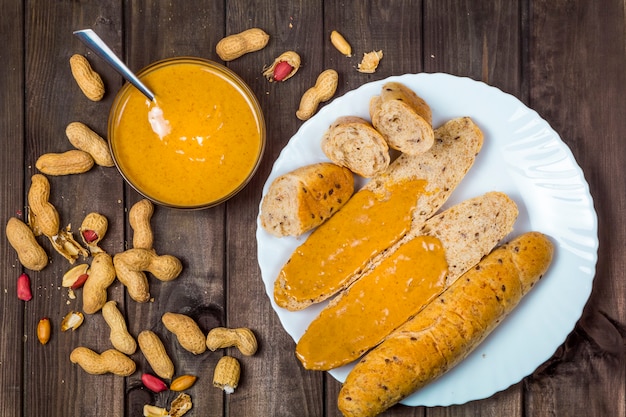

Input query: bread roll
[338,232,554,417]
[260,162,354,237]
[296,192,518,371]
[370,82,434,155]
[321,116,390,178]
[274,117,483,311]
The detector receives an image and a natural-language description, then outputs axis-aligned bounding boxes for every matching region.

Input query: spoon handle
[73,29,155,101]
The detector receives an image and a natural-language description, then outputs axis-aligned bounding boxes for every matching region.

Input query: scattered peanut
[216,28,269,61]
[5,217,48,271]
[69,54,105,101]
[27,174,60,238]
[79,212,108,254]
[162,312,206,355]
[143,404,169,417]
[62,264,89,288]
[206,327,258,356]
[296,69,339,121]
[213,356,240,394]
[102,301,137,355]
[330,30,352,57]
[141,373,168,393]
[170,374,197,392]
[61,311,84,331]
[129,199,154,250]
[263,51,301,82]
[169,393,193,417]
[65,122,115,167]
[35,150,94,176]
[70,346,136,376]
[37,317,51,345]
[82,252,116,314]
[138,330,175,380]
[114,248,183,303]
[48,224,89,264]
[17,273,32,301]
[357,50,383,73]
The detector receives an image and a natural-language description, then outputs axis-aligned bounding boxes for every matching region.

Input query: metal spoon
[73,29,155,101]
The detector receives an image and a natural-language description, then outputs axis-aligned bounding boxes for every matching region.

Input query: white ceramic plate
[255,73,598,407]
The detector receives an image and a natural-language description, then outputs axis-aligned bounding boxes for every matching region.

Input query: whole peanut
[296,69,339,121]
[69,54,105,101]
[206,327,258,356]
[213,356,240,394]
[5,217,48,271]
[82,252,116,314]
[70,346,136,376]
[27,174,60,237]
[138,330,174,380]
[102,301,137,355]
[216,28,269,61]
[35,150,94,176]
[129,199,154,250]
[162,312,206,355]
[114,248,182,303]
[65,122,115,167]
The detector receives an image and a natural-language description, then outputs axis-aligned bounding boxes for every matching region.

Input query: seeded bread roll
[260,162,354,237]
[321,116,390,178]
[338,232,554,417]
[370,82,434,155]
[296,192,518,371]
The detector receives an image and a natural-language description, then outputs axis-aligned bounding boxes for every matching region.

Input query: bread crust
[321,116,390,178]
[260,162,354,237]
[338,232,554,417]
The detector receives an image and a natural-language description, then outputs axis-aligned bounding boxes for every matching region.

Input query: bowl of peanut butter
[108,57,266,209]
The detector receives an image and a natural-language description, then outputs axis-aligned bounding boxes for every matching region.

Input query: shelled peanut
[69,54,105,101]
[79,212,108,254]
[215,28,269,61]
[113,248,182,303]
[70,346,136,376]
[263,51,301,82]
[102,301,137,355]
[35,150,94,176]
[162,312,206,355]
[5,217,48,271]
[296,69,339,121]
[65,122,115,167]
[138,330,175,380]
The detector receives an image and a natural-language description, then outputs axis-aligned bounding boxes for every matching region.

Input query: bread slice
[274,117,484,311]
[260,162,354,237]
[338,232,554,417]
[370,82,434,155]
[321,116,390,178]
[295,192,518,371]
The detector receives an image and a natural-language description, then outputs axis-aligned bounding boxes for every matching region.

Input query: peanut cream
[109,58,264,208]
[295,234,447,370]
[274,178,427,309]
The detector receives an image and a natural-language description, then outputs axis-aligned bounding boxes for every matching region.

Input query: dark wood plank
[22,2,126,416]
[525,1,626,416]
[224,1,327,416]
[0,0,26,416]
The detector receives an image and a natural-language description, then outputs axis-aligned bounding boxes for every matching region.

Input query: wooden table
[1,1,624,416]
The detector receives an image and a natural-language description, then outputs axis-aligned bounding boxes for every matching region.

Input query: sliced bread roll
[338,232,554,417]
[260,162,354,237]
[274,117,483,311]
[295,192,518,371]
[370,82,434,155]
[321,116,390,178]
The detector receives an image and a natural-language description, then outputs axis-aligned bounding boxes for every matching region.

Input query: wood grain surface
[0,1,624,416]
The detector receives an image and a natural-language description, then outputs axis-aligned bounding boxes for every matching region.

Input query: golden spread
[274,178,427,308]
[109,58,263,208]
[295,235,447,370]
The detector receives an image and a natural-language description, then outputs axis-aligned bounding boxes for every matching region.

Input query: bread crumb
[357,50,383,73]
